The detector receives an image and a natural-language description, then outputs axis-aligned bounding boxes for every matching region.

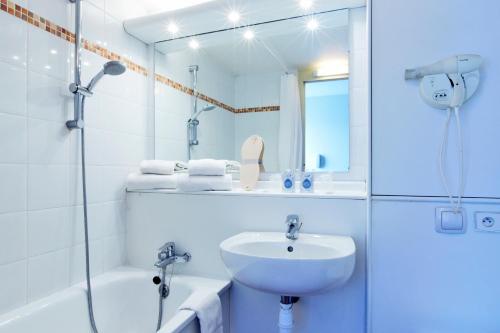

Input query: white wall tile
[68,240,103,285]
[27,0,72,29]
[27,71,71,123]
[28,119,70,165]
[27,208,72,256]
[27,165,69,210]
[104,0,148,21]
[0,261,27,314]
[0,12,27,67]
[85,166,128,203]
[27,26,71,81]
[0,213,27,265]
[0,0,149,315]
[0,113,27,164]
[103,13,148,66]
[0,165,27,214]
[27,249,70,302]
[0,63,27,116]
[102,235,126,271]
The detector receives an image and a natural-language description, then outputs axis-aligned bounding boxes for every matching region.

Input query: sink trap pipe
[279,296,299,333]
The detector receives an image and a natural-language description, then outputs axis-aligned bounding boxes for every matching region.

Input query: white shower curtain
[279,73,303,171]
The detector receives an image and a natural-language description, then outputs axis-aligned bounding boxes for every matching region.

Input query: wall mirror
[154,7,363,175]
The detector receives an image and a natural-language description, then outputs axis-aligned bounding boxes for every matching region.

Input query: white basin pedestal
[220,231,356,332]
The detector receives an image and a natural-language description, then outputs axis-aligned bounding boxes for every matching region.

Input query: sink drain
[287,246,294,252]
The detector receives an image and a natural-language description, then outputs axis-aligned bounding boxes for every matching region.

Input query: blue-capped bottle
[300,172,314,193]
[281,169,295,192]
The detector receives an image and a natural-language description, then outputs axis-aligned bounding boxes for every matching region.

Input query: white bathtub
[0,267,231,333]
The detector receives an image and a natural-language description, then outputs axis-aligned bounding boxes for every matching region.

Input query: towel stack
[126,160,187,190]
[177,159,234,192]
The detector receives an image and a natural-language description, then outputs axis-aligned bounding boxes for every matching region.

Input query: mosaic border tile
[155,74,279,114]
[1,0,279,113]
[0,0,148,76]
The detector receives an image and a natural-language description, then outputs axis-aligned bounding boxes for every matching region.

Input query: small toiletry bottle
[282,169,295,192]
[300,172,314,193]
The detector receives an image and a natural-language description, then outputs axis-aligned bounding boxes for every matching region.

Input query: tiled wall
[346,7,369,182]
[0,0,152,315]
[155,49,236,161]
[234,72,282,171]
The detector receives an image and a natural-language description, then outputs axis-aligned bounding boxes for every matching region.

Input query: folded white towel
[188,159,227,176]
[140,160,188,175]
[127,173,177,190]
[226,160,241,173]
[177,174,232,192]
[179,292,223,333]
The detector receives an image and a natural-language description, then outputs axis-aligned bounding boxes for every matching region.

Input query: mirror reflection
[154,9,351,173]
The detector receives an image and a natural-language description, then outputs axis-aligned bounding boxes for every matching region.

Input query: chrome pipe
[67,0,84,130]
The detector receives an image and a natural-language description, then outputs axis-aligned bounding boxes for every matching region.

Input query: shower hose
[80,98,99,333]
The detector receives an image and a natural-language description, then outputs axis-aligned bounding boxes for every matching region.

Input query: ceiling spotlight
[228,11,241,23]
[300,0,313,10]
[189,39,200,50]
[167,22,179,34]
[243,30,255,40]
[307,18,319,31]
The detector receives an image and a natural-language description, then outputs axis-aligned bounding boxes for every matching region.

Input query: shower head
[190,104,217,122]
[87,61,126,92]
[104,61,127,75]
[202,105,216,112]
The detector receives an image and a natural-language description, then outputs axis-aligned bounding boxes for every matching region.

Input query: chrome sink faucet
[155,242,191,269]
[285,215,302,240]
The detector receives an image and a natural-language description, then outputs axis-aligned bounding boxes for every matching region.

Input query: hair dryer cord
[439,107,464,211]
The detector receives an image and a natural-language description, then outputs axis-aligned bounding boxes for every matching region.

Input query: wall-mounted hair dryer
[405,54,483,211]
[405,54,482,109]
[405,54,482,79]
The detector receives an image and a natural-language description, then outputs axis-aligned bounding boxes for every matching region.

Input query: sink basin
[219,232,356,296]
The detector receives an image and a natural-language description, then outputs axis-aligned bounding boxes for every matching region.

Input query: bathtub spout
[155,242,191,269]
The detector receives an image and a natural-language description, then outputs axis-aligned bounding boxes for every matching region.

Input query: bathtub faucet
[155,242,191,269]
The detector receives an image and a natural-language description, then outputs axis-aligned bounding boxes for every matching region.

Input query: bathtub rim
[0,266,231,332]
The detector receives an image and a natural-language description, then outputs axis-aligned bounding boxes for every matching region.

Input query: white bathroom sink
[219,232,356,296]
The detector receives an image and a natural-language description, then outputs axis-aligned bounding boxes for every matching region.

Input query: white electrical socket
[475,212,500,233]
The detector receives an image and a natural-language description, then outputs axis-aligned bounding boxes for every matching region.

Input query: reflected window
[305,79,349,172]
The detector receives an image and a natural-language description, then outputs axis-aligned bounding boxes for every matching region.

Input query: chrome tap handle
[286,215,301,227]
[158,242,175,259]
[285,215,302,240]
[175,252,192,263]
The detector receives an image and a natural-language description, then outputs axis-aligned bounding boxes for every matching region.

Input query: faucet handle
[158,242,175,255]
[286,214,300,225]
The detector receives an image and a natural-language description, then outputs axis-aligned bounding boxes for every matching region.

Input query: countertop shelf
[127,180,367,200]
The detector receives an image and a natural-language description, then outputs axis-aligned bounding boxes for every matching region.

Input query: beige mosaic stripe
[0,0,148,76]
[155,73,280,114]
[1,0,279,113]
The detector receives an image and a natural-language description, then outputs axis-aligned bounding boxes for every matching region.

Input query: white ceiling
[124,0,365,44]
[157,10,349,76]
[138,0,216,15]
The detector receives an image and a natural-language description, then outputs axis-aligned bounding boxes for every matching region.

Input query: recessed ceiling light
[307,18,319,31]
[44,65,51,70]
[167,22,179,34]
[12,55,19,61]
[300,0,313,10]
[228,11,241,23]
[50,49,58,55]
[243,30,255,40]
[189,39,200,50]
